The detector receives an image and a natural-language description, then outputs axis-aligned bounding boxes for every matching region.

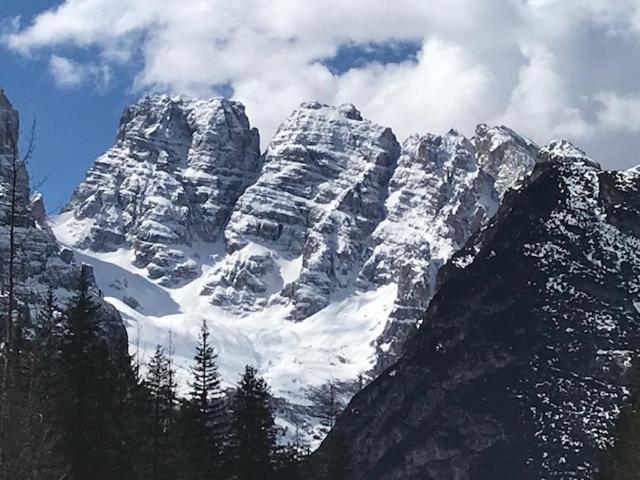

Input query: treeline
[0,273,307,480]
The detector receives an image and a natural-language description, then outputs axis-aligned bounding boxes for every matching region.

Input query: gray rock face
[475,123,539,196]
[0,89,125,346]
[61,95,261,286]
[313,144,640,480]
[206,102,401,317]
[205,111,538,326]
[366,125,539,368]
[60,96,539,339]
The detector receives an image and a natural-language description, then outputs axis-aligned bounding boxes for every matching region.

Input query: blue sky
[4,0,640,213]
[0,1,137,212]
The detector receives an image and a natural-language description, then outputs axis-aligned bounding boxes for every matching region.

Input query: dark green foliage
[229,365,278,480]
[20,289,67,480]
[598,358,640,479]
[1,308,45,480]
[58,271,132,480]
[178,320,225,479]
[143,344,179,480]
[309,380,345,432]
[273,441,308,480]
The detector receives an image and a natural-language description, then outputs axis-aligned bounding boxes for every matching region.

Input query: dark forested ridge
[597,358,640,480]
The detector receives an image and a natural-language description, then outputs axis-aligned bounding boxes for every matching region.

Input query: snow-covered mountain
[0,88,125,346]
[59,95,261,287]
[51,94,539,442]
[313,144,640,479]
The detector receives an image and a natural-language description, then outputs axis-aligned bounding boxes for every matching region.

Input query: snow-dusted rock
[538,138,601,168]
[364,125,539,368]
[59,95,261,286]
[207,102,400,317]
[475,123,539,195]
[49,95,546,445]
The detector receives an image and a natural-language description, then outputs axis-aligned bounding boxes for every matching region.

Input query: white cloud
[5,0,640,166]
[596,92,640,132]
[500,45,590,141]
[333,39,492,140]
[49,54,111,90]
[49,55,84,87]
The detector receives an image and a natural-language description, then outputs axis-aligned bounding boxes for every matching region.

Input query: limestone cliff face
[52,95,545,443]
[363,125,538,368]
[61,95,261,286]
[207,102,401,317]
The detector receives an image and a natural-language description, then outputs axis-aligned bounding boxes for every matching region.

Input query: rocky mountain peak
[0,87,18,154]
[0,87,13,110]
[208,101,400,316]
[49,95,558,444]
[474,123,539,196]
[337,103,363,120]
[57,94,261,286]
[0,89,126,347]
[539,138,600,168]
[0,91,28,227]
[362,124,540,368]
[297,101,363,122]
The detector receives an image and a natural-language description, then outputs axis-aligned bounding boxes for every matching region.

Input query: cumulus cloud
[499,45,590,140]
[49,54,111,90]
[4,0,640,167]
[596,92,640,133]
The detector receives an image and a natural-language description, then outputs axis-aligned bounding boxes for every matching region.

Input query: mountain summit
[59,95,261,286]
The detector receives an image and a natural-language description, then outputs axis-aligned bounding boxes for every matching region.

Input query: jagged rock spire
[0,88,126,347]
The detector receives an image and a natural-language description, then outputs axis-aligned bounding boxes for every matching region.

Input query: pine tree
[108,345,148,480]
[58,270,120,480]
[20,289,67,480]
[229,365,278,480]
[598,358,640,479]
[179,320,225,479]
[144,344,179,480]
[309,380,345,432]
[1,308,32,479]
[191,320,223,423]
[273,433,309,480]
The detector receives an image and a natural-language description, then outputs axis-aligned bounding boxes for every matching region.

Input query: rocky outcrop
[59,95,539,339]
[205,102,401,317]
[365,125,538,368]
[60,95,261,286]
[0,88,125,345]
[313,144,640,479]
[474,123,538,196]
